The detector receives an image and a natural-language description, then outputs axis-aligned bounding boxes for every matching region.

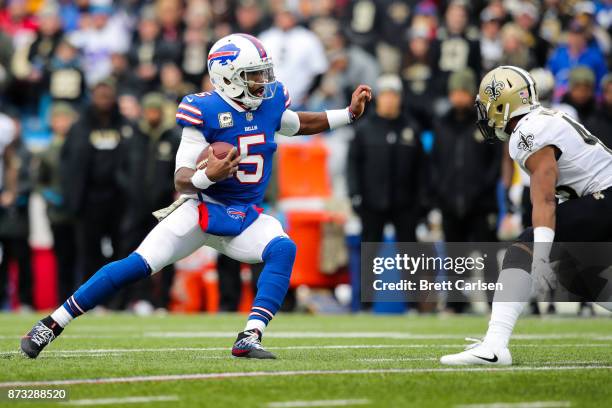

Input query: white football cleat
[440,338,512,366]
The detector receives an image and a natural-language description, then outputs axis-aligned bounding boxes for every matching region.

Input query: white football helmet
[207,33,277,109]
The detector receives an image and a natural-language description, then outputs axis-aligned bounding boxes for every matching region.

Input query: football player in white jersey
[440,65,612,365]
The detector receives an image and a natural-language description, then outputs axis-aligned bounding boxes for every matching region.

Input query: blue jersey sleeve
[281,83,291,110]
[176,95,204,128]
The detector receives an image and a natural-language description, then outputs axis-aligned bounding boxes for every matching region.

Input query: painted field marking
[62,395,179,406]
[1,342,610,357]
[267,399,370,407]
[455,401,571,408]
[0,366,610,388]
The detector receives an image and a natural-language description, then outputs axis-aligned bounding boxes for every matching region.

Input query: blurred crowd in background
[0,0,611,314]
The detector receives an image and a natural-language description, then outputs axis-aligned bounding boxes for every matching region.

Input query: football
[196,141,235,169]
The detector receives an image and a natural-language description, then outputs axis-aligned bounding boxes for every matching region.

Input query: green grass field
[0,313,610,407]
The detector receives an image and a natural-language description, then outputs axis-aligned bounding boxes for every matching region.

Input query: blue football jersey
[176,83,291,206]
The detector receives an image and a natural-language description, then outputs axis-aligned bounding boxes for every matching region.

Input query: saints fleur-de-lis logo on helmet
[484,76,505,101]
[517,131,534,151]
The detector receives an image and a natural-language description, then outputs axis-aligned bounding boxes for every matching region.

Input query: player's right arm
[174,127,240,194]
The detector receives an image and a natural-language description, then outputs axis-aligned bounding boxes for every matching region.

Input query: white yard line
[62,395,179,406]
[0,366,610,388]
[267,399,370,407]
[455,401,571,408]
[0,343,610,357]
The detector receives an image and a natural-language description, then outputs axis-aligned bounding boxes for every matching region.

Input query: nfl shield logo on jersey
[245,112,254,121]
[218,112,234,128]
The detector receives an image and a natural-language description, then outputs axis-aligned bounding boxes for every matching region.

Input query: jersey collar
[512,107,541,136]
[215,90,260,113]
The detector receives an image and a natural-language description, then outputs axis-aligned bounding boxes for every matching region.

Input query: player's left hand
[532,257,557,298]
[349,84,372,120]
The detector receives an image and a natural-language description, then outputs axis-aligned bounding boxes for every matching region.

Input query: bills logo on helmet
[484,76,505,101]
[208,43,241,70]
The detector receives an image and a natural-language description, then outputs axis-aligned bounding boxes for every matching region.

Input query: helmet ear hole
[224,78,232,85]
[496,104,503,113]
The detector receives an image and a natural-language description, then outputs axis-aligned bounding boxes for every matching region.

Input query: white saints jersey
[509,107,612,199]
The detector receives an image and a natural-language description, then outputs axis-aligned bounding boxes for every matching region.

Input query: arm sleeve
[283,85,292,109]
[277,109,301,136]
[175,127,208,173]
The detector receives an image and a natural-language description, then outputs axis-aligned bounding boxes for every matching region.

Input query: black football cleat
[231,329,276,359]
[21,319,62,359]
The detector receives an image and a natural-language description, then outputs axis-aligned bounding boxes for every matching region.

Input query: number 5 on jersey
[237,134,265,183]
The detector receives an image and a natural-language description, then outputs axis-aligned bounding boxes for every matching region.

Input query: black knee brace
[501,227,534,272]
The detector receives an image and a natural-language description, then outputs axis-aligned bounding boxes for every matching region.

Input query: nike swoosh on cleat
[476,354,498,363]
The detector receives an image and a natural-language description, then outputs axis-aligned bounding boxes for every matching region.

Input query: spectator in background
[0,112,17,309]
[156,0,184,49]
[0,116,33,310]
[562,66,598,122]
[479,7,503,71]
[110,52,144,98]
[260,7,328,109]
[60,79,131,283]
[373,0,415,74]
[342,0,381,56]
[574,1,611,55]
[432,0,482,99]
[36,103,78,302]
[69,1,130,86]
[595,0,612,31]
[0,0,37,46]
[586,73,612,147]
[24,3,64,103]
[115,93,180,311]
[347,74,424,243]
[511,1,551,67]
[47,38,86,108]
[430,69,501,245]
[181,2,212,87]
[128,6,177,93]
[499,23,536,70]
[401,24,437,129]
[158,62,195,106]
[548,20,608,99]
[233,0,269,36]
[309,30,379,111]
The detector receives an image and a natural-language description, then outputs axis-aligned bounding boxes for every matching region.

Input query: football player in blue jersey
[21,33,372,359]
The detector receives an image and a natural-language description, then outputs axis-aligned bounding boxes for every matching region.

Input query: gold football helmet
[476,66,540,142]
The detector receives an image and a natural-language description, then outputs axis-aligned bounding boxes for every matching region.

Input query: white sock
[483,268,532,351]
[50,306,74,328]
[245,319,266,334]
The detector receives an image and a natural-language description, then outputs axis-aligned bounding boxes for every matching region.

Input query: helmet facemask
[233,62,277,108]
[475,95,510,142]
